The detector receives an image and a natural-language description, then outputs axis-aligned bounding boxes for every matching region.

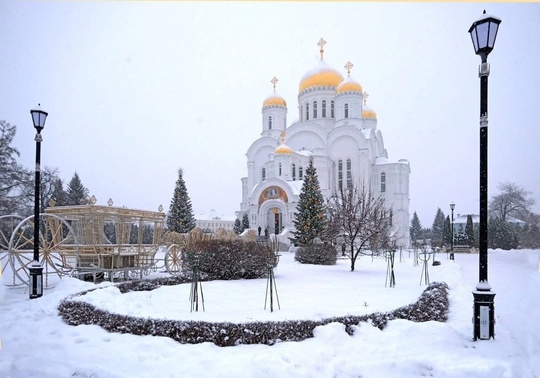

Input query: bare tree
[490,182,535,222]
[327,183,392,271]
[0,120,32,215]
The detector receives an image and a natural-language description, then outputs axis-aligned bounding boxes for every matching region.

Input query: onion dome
[263,76,287,108]
[263,92,287,107]
[337,61,362,94]
[275,144,293,155]
[298,38,343,93]
[362,92,377,120]
[275,130,293,155]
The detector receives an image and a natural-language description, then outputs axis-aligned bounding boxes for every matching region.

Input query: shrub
[295,243,337,265]
[180,238,277,280]
[58,282,449,347]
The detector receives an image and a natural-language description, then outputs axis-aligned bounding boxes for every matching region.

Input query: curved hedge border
[58,281,449,347]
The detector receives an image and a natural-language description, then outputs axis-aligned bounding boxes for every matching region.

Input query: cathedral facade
[239,40,411,247]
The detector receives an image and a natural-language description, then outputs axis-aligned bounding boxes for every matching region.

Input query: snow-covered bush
[180,239,276,280]
[295,243,337,265]
[58,282,449,347]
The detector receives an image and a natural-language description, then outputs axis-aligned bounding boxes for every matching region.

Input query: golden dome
[263,93,287,107]
[275,144,293,155]
[362,108,377,120]
[299,59,343,92]
[336,77,363,94]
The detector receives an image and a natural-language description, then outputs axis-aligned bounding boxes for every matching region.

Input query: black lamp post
[450,202,455,260]
[29,104,48,299]
[468,10,501,340]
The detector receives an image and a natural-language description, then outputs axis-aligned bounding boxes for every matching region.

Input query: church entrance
[266,207,282,235]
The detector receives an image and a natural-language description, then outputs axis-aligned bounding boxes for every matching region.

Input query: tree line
[1,120,91,217]
[410,182,539,250]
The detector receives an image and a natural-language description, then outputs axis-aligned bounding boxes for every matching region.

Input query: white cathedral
[239,39,411,247]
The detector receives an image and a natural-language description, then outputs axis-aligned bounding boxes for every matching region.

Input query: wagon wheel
[164,244,182,273]
[0,215,24,279]
[7,213,79,288]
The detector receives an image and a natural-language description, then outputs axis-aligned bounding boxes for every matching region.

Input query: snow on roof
[196,209,236,222]
[289,180,304,195]
[296,149,313,157]
[375,156,390,165]
[361,129,372,139]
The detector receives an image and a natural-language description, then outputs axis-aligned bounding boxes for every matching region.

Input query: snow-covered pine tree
[465,214,475,247]
[431,208,446,246]
[66,172,89,205]
[233,218,243,235]
[443,215,452,246]
[166,168,196,233]
[290,159,326,246]
[410,211,422,245]
[242,213,249,230]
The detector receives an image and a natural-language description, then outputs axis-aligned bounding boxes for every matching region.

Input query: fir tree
[465,214,475,247]
[233,218,243,235]
[242,213,250,230]
[291,159,326,246]
[443,215,452,246]
[50,178,67,206]
[410,211,422,245]
[166,168,196,233]
[431,208,446,246]
[66,172,89,205]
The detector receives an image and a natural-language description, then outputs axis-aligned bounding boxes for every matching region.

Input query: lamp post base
[29,263,43,299]
[472,288,496,340]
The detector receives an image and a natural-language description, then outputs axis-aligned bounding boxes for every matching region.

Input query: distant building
[453,214,526,236]
[195,209,236,234]
[238,39,410,246]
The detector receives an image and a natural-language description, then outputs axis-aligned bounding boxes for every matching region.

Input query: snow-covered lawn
[1,249,539,377]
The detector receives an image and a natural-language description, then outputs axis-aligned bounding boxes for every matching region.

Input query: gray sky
[1,2,539,226]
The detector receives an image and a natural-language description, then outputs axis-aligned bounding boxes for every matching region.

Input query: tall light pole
[468,10,501,340]
[450,202,455,260]
[29,105,48,299]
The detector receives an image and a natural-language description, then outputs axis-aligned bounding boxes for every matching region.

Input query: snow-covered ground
[1,249,539,378]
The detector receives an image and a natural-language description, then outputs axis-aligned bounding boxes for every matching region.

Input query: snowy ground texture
[1,249,539,378]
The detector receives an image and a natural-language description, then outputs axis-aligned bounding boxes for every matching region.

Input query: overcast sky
[1,2,539,226]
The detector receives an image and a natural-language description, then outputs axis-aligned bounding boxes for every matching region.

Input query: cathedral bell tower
[261,76,287,138]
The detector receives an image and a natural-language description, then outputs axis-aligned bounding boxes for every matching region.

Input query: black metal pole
[473,56,495,340]
[479,57,489,284]
[451,209,454,250]
[30,131,43,299]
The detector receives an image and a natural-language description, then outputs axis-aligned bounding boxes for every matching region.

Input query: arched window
[279,163,282,176]
[338,160,343,190]
[344,103,349,118]
[292,164,296,180]
[268,116,272,130]
[306,103,310,120]
[381,172,386,193]
[313,101,317,118]
[331,100,335,118]
[322,100,326,117]
[346,159,352,188]
[262,168,266,181]
[299,166,303,180]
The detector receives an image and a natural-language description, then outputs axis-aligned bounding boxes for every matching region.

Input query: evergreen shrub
[180,239,276,280]
[295,243,337,265]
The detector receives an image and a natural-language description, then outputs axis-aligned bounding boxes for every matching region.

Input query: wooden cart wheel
[164,244,182,273]
[0,215,24,281]
[7,213,79,288]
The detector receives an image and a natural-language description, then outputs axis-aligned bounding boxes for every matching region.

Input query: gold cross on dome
[344,61,354,77]
[363,92,369,106]
[317,38,327,59]
[271,76,279,90]
[280,130,286,144]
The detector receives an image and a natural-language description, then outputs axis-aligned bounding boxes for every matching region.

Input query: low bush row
[58,281,449,347]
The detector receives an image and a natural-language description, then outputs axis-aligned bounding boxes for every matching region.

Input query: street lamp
[468,10,501,340]
[450,202,455,260]
[29,104,48,299]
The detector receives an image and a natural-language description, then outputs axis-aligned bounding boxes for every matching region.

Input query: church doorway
[266,207,283,235]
